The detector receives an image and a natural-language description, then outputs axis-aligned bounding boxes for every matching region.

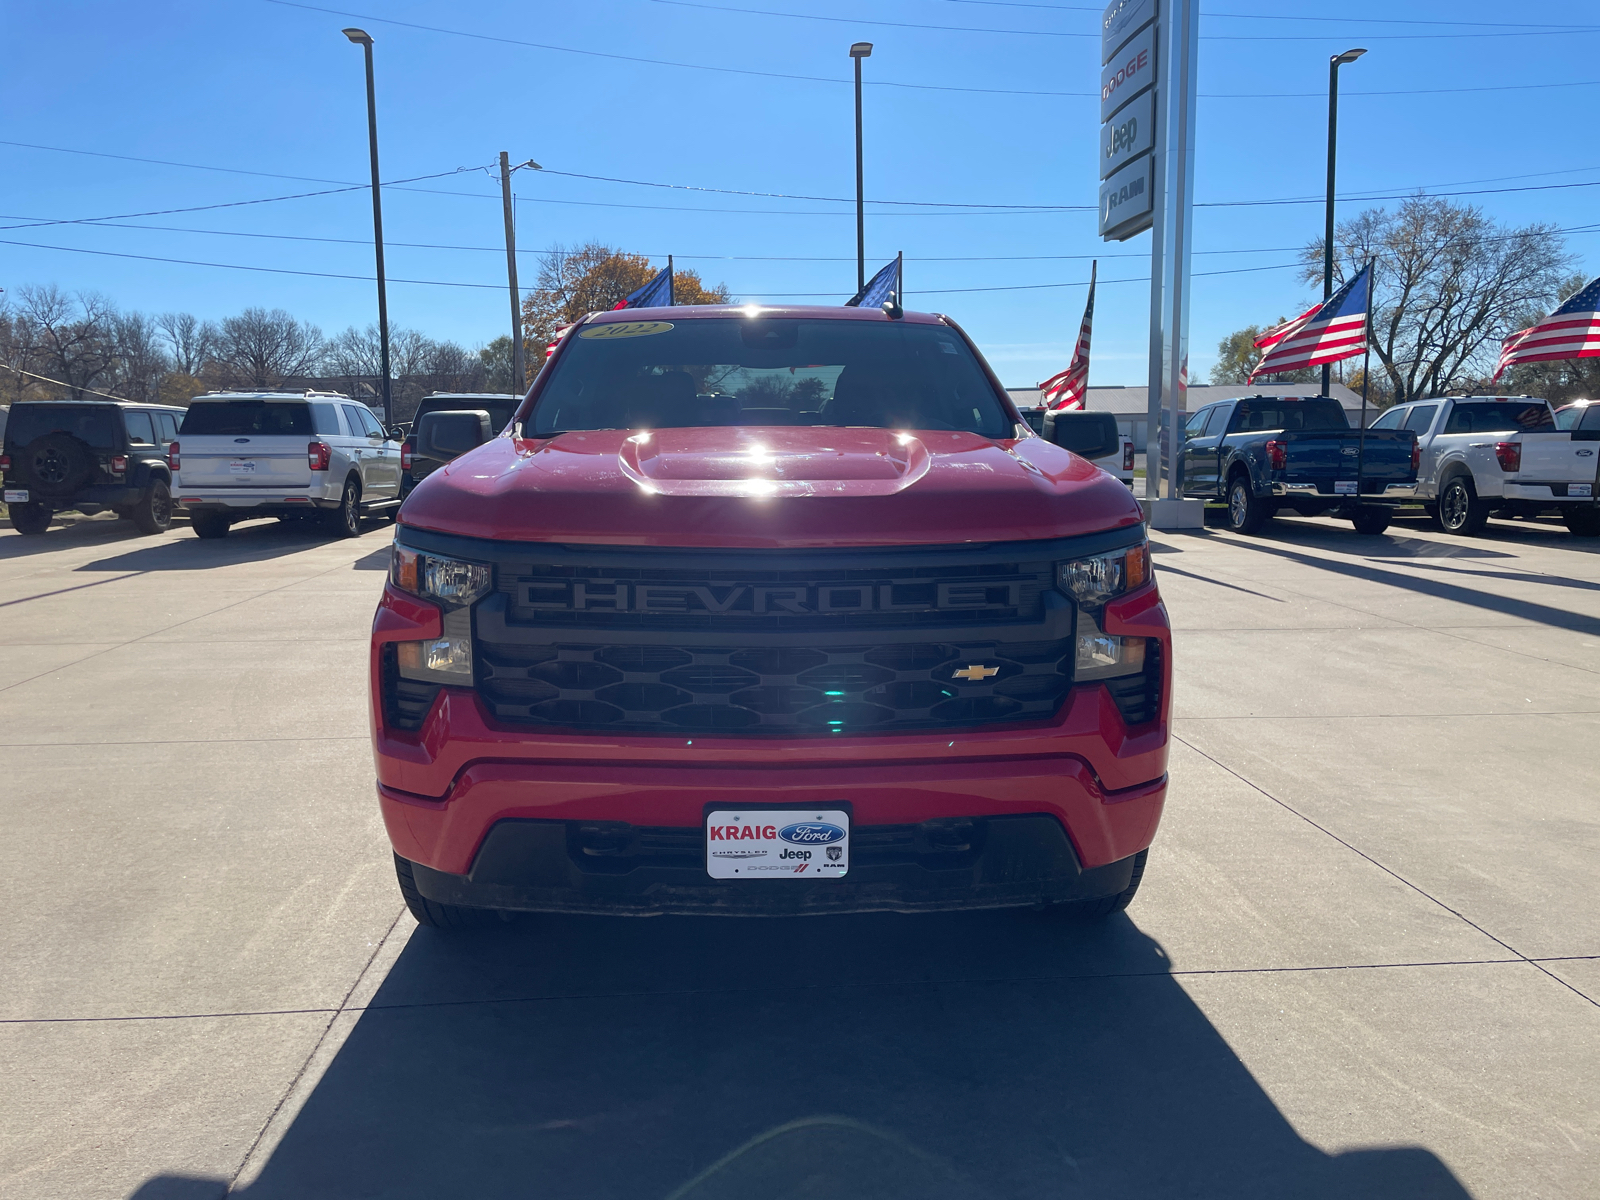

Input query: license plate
[1334,480,1358,495]
[3,489,28,503]
[706,809,849,879]
[229,460,256,475]
[1572,483,1593,497]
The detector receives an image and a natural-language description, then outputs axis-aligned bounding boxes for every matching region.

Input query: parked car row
[1168,393,1599,539]
[2,390,511,538]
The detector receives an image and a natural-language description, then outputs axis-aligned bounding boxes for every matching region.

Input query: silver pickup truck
[1371,395,1600,537]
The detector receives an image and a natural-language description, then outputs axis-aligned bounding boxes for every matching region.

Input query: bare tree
[10,286,120,400]
[156,311,218,376]
[215,307,324,389]
[1306,196,1573,403]
[423,339,488,393]
[111,311,170,402]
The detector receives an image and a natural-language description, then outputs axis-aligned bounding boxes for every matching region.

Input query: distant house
[1006,383,1374,450]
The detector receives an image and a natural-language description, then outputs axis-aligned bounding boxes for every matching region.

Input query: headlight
[396,636,472,681]
[391,544,492,607]
[1074,610,1147,681]
[1057,539,1150,609]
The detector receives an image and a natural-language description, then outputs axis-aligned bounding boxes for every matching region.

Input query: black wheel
[190,510,231,540]
[130,479,173,535]
[8,501,53,535]
[1438,475,1489,535]
[325,477,361,538]
[1350,507,1392,535]
[1059,850,1149,921]
[17,434,93,499]
[1225,474,1271,535]
[393,854,499,929]
[1565,505,1600,538]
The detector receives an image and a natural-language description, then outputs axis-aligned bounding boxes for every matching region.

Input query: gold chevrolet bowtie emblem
[952,664,1000,681]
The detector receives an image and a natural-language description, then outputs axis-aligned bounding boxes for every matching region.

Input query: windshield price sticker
[578,321,675,340]
[706,809,849,880]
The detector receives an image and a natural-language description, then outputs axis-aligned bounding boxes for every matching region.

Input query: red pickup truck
[370,305,1171,926]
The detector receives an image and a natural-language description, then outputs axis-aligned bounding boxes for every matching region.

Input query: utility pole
[499,152,525,394]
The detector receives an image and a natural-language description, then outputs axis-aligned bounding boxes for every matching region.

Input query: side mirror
[1044,410,1120,461]
[415,410,491,462]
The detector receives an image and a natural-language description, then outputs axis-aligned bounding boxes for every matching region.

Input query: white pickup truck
[1371,395,1600,537]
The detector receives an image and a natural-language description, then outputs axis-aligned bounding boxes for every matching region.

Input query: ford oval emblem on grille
[779,822,846,845]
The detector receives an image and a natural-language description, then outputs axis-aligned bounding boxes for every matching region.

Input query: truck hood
[400,427,1143,548]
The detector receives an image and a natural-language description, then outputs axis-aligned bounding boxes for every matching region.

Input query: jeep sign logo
[520,579,1025,616]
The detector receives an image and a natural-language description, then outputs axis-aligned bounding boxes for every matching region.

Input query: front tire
[393,854,499,929]
[8,501,52,536]
[1565,505,1600,538]
[325,478,361,538]
[1438,475,1489,535]
[1350,507,1392,535]
[190,510,231,539]
[131,479,173,536]
[1225,474,1271,535]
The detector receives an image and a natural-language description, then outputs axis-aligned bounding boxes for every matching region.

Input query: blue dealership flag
[613,260,674,310]
[845,256,900,308]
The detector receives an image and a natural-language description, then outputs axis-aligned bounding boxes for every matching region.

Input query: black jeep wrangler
[2,401,183,536]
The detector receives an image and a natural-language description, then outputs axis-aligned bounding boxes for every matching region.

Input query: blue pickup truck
[1176,395,1418,535]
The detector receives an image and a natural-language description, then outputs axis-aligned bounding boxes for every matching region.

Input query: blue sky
[3,0,1599,386]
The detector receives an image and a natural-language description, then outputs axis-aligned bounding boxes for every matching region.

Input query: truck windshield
[1443,402,1555,434]
[180,401,313,437]
[529,317,1012,438]
[4,405,118,449]
[1228,400,1348,432]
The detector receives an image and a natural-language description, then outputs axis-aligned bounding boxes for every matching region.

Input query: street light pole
[343,28,392,426]
[498,153,542,394]
[850,42,873,295]
[1323,47,1366,398]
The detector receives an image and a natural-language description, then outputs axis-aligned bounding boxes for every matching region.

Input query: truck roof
[578,304,946,327]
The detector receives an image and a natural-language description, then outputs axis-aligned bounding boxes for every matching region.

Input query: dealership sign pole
[1100,0,1201,526]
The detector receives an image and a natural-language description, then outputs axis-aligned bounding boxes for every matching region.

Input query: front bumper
[402,812,1153,916]
[371,580,1172,913]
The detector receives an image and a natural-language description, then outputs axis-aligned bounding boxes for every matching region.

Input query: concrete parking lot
[2,510,1596,1199]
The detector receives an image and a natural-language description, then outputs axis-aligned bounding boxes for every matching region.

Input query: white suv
[172,391,402,539]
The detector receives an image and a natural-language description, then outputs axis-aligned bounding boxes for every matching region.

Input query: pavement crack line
[225,906,407,1195]
[6,954,1597,1026]
[1172,732,1599,1009]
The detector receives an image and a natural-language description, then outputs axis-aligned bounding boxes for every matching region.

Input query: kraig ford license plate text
[705,810,849,879]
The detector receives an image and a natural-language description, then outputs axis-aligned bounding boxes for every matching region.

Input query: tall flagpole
[667,254,674,306]
[896,250,903,305]
[1355,260,1373,493]
[1085,260,1097,409]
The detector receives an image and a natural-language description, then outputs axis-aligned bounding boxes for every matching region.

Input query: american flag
[1248,262,1372,382]
[1254,303,1319,351]
[1492,275,1600,382]
[1040,261,1096,410]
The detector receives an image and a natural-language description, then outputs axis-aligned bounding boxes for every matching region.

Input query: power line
[537,167,1076,210]
[647,0,1600,41]
[0,168,486,232]
[940,0,1600,27]
[0,363,135,402]
[259,0,1087,97]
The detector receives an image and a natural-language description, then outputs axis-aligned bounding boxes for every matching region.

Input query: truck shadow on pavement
[131,908,1468,1200]
[73,520,387,573]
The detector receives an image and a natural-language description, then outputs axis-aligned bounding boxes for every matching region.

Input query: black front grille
[390,529,1151,739]
[477,634,1073,734]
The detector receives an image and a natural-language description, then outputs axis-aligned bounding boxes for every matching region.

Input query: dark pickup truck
[1176,395,1418,534]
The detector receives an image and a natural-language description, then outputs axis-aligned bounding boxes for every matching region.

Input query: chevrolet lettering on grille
[521,579,1027,616]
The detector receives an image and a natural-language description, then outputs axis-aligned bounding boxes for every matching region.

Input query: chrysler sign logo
[520,579,1025,616]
